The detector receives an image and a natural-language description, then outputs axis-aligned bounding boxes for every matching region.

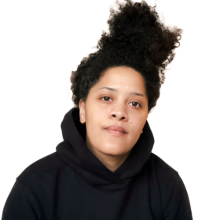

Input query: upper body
[2,108,192,220]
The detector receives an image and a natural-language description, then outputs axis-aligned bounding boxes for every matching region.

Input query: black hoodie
[2,108,193,220]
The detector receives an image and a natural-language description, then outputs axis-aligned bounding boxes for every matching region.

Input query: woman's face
[79,66,148,157]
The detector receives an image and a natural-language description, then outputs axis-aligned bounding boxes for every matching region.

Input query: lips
[104,125,127,137]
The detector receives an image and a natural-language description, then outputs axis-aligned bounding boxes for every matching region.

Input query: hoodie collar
[56,108,154,189]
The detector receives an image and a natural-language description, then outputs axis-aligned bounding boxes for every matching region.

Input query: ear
[79,99,86,124]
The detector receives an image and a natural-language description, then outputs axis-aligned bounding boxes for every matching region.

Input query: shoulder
[16,152,65,185]
[145,153,182,199]
[145,153,189,214]
[147,152,179,180]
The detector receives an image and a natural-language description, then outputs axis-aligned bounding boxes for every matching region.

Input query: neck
[86,136,131,172]
[95,151,131,172]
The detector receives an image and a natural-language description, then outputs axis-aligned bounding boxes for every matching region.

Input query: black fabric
[2,108,193,220]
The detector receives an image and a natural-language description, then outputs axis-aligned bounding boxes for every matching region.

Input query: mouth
[104,126,127,137]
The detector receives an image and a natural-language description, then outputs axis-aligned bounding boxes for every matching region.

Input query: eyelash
[100,96,142,108]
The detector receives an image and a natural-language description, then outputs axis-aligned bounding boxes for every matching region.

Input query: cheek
[129,117,146,134]
[85,106,106,138]
[86,105,107,125]
[128,121,145,148]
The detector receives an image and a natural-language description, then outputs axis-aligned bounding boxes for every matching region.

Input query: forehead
[97,66,146,88]
[86,66,148,103]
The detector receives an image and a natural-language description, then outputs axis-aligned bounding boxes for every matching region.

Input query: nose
[110,103,128,121]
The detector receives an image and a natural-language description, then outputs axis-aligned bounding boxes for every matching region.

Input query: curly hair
[70,0,182,113]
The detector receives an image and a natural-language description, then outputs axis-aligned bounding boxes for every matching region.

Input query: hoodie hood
[56,108,154,190]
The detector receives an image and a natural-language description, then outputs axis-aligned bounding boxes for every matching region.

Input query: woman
[2,0,193,219]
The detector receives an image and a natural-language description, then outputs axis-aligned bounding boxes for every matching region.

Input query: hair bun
[97,0,182,68]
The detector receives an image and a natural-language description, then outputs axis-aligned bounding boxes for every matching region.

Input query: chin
[100,145,129,157]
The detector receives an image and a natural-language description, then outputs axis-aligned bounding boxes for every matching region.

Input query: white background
[0,0,219,219]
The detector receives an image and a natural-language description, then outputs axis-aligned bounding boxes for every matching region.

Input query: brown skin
[79,66,149,172]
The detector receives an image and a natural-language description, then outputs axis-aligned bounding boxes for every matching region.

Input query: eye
[101,96,112,102]
[129,101,141,108]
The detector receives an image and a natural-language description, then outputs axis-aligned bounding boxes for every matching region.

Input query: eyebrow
[97,86,145,97]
